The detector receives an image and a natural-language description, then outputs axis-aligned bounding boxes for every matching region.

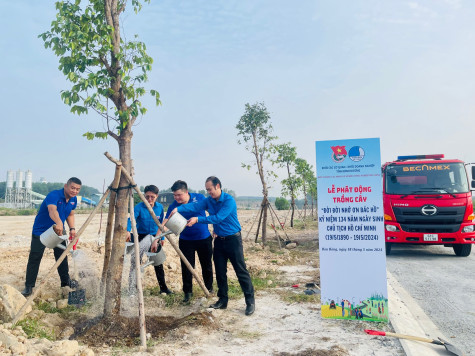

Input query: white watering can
[40,225,69,250]
[140,248,166,272]
[151,212,188,243]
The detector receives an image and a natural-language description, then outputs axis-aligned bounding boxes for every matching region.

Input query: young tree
[236,102,276,244]
[272,143,301,227]
[40,0,160,317]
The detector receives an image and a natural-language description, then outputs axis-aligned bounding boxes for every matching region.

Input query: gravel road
[386,243,475,355]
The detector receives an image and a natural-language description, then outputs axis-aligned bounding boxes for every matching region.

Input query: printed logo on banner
[331,146,347,163]
[349,146,365,162]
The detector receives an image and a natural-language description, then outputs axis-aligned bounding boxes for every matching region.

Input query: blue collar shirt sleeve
[178,192,241,236]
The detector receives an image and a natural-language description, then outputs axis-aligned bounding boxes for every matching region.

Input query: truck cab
[382,154,475,256]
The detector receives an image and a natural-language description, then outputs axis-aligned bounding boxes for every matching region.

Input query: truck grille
[393,206,465,233]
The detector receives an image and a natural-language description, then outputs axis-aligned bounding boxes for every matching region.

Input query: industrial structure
[3,170,45,209]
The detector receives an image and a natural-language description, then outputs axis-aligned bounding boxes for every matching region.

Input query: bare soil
[0,210,404,355]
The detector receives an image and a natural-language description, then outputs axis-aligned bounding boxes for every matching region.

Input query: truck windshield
[385,162,469,195]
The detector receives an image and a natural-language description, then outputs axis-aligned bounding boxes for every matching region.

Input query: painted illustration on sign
[316,138,388,322]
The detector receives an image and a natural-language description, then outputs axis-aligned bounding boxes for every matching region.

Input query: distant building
[158,192,174,207]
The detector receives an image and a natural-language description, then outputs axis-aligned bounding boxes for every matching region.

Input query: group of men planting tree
[21,176,255,317]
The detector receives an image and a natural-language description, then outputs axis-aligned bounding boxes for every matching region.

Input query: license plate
[423,234,438,241]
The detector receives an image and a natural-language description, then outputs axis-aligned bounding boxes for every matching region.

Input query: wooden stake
[104,152,210,297]
[129,193,147,349]
[268,203,291,242]
[100,164,122,294]
[12,189,111,326]
[254,205,264,243]
[244,209,260,240]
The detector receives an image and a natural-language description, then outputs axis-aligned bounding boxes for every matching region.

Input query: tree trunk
[303,184,308,220]
[261,196,268,245]
[104,132,132,317]
[290,192,295,228]
[100,164,121,294]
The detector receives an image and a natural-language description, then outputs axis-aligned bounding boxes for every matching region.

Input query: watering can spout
[151,230,173,243]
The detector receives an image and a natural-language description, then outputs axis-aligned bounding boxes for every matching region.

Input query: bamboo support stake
[104,152,210,297]
[100,164,122,293]
[268,204,282,249]
[129,193,147,349]
[254,205,264,243]
[245,209,260,240]
[268,203,291,242]
[12,189,111,326]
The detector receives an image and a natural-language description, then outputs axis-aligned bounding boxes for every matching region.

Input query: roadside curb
[387,271,453,356]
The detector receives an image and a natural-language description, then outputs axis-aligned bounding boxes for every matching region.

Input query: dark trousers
[179,236,213,293]
[213,232,254,305]
[25,234,70,287]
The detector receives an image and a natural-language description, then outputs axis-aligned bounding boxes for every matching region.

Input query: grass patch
[36,300,86,316]
[0,207,37,216]
[145,286,183,307]
[235,330,262,339]
[280,290,320,304]
[292,218,318,230]
[16,318,56,340]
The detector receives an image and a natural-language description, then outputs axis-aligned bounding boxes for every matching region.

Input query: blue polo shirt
[177,191,241,237]
[127,201,164,236]
[165,193,210,241]
[33,188,78,236]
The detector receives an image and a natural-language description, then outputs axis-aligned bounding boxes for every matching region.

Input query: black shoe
[245,303,255,316]
[21,286,33,297]
[209,299,227,309]
[160,288,174,295]
[182,292,193,303]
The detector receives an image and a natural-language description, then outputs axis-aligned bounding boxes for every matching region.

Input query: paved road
[386,244,475,355]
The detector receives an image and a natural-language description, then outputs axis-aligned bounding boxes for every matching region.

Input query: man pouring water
[21,177,82,297]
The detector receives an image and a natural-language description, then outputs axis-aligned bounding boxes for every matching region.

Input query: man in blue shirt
[170,176,255,316]
[22,177,82,297]
[127,185,173,295]
[164,180,213,303]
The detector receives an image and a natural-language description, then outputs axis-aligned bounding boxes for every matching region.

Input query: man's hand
[53,224,63,236]
[169,208,178,218]
[151,239,159,253]
[186,217,198,227]
[126,231,131,242]
[212,232,217,239]
[69,230,78,249]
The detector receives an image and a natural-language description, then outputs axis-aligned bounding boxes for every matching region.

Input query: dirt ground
[0,210,404,355]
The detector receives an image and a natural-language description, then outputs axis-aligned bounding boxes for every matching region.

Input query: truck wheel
[385,242,392,256]
[453,244,471,257]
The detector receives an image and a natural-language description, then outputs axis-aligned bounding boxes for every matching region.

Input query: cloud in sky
[1,0,475,196]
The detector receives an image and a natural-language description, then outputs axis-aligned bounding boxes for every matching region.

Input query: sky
[1,0,475,196]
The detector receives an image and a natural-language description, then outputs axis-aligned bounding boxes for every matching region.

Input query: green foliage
[39,0,159,140]
[17,318,56,340]
[30,182,100,198]
[272,143,302,199]
[275,197,290,210]
[236,102,277,189]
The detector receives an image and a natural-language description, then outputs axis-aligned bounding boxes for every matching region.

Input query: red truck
[382,154,475,257]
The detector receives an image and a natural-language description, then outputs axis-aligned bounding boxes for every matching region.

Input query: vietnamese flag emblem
[331,146,347,162]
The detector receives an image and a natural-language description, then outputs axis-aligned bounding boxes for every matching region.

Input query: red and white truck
[382,154,475,257]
